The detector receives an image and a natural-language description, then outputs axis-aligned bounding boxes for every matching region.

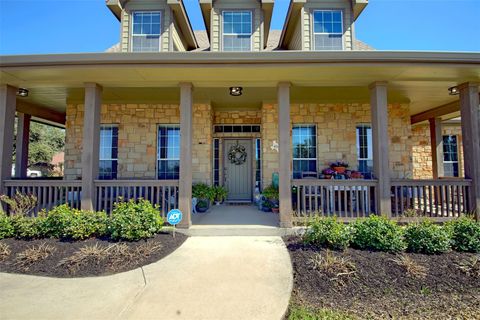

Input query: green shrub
[304,217,353,250]
[42,205,108,240]
[10,215,47,239]
[63,210,108,240]
[352,215,406,253]
[108,199,163,241]
[42,205,76,238]
[192,183,215,202]
[447,217,480,252]
[404,220,451,254]
[0,213,14,239]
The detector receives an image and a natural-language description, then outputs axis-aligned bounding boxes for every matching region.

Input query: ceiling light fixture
[17,88,29,97]
[448,86,459,96]
[229,87,243,96]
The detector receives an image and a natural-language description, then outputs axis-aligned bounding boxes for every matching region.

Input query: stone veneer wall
[214,110,262,124]
[411,123,464,179]
[64,103,212,183]
[261,103,413,187]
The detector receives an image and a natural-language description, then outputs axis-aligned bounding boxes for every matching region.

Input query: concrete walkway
[0,236,293,320]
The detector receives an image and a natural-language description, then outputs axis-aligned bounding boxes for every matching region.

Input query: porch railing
[391,179,471,218]
[292,179,378,219]
[94,180,179,217]
[3,180,82,215]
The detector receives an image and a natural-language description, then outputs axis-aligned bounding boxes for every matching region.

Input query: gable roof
[106,0,199,50]
[199,0,274,49]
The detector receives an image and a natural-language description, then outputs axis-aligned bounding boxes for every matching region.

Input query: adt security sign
[167,209,182,226]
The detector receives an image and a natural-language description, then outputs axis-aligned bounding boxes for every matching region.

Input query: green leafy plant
[10,215,47,239]
[304,217,353,250]
[0,191,37,216]
[42,205,77,238]
[262,184,279,201]
[212,186,228,202]
[0,212,14,239]
[404,219,451,254]
[446,217,480,253]
[108,199,163,241]
[192,183,215,202]
[351,215,406,253]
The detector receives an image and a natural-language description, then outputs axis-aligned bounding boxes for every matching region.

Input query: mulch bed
[0,232,187,278]
[284,236,480,320]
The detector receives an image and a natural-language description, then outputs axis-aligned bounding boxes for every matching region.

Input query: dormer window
[222,11,252,51]
[131,11,161,52]
[313,10,343,50]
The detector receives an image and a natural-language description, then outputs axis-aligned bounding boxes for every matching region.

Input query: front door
[224,139,253,201]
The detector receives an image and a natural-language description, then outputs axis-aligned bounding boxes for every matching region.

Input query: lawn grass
[288,305,356,320]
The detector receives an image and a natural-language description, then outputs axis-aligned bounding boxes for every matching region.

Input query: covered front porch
[1,52,479,227]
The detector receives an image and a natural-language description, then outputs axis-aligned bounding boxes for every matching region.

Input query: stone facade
[65,103,211,183]
[65,102,414,192]
[261,103,413,187]
[411,123,464,179]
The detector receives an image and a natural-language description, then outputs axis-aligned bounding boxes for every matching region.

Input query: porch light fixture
[448,86,460,96]
[229,87,243,96]
[17,88,29,97]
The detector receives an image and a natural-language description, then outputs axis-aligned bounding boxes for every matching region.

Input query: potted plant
[322,168,336,179]
[213,185,228,205]
[261,200,273,212]
[330,161,349,174]
[192,183,215,212]
[262,184,279,213]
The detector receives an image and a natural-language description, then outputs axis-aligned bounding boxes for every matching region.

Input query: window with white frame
[292,125,317,179]
[131,11,161,52]
[356,124,373,177]
[222,11,252,51]
[157,125,180,180]
[313,10,343,50]
[443,135,459,177]
[99,125,118,180]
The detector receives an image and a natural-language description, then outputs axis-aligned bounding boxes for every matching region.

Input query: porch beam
[15,113,31,178]
[369,81,392,216]
[429,117,444,179]
[0,85,16,195]
[458,82,480,219]
[81,83,102,211]
[16,101,65,126]
[278,82,293,227]
[178,82,193,228]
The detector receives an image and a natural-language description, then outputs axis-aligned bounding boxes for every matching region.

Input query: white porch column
[278,82,293,227]
[0,85,17,195]
[81,83,102,211]
[178,82,193,228]
[15,113,31,178]
[369,81,392,216]
[458,82,480,219]
[429,117,444,179]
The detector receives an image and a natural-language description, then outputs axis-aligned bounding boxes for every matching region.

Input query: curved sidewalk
[0,236,293,320]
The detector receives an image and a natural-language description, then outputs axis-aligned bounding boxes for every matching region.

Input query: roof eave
[278,0,305,50]
[168,0,199,50]
[352,0,368,21]
[261,0,274,49]
[106,0,123,21]
[199,0,212,41]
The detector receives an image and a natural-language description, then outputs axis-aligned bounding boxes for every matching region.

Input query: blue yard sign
[167,209,182,226]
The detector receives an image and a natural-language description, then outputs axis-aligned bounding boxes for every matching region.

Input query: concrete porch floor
[183,205,293,236]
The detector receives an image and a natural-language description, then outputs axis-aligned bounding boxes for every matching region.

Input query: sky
[0,0,479,55]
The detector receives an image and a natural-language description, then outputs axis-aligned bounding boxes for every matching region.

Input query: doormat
[225,201,252,206]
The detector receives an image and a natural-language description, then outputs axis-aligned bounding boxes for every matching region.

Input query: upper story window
[132,11,161,52]
[443,135,459,177]
[356,124,373,178]
[222,11,252,51]
[313,10,343,50]
[99,125,118,180]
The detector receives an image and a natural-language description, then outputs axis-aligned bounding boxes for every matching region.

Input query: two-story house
[1,0,479,228]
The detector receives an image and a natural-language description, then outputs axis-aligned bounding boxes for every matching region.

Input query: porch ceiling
[1,51,479,118]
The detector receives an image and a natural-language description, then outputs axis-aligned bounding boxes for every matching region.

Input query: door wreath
[228,143,247,165]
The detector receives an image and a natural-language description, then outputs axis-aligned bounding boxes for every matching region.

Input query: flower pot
[271,207,279,214]
[333,166,346,173]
